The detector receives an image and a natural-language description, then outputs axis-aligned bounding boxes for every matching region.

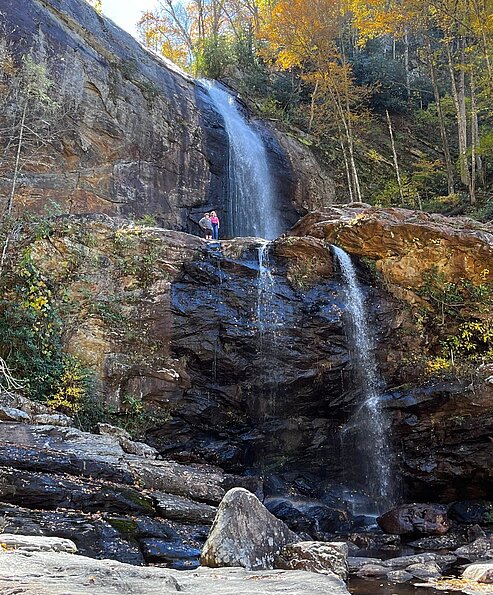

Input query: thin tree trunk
[340,136,354,202]
[308,80,319,132]
[404,30,411,101]
[386,110,404,205]
[5,99,27,218]
[429,46,455,195]
[470,72,484,187]
[447,39,471,191]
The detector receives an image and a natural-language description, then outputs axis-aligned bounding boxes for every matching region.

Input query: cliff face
[1,0,334,232]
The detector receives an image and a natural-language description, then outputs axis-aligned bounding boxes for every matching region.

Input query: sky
[101,0,158,39]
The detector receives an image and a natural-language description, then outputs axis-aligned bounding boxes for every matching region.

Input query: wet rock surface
[378,504,451,536]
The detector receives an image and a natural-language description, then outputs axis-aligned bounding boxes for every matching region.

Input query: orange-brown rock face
[291,205,493,293]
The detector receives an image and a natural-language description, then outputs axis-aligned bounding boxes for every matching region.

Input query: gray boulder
[200,487,298,570]
[0,406,30,422]
[455,536,493,562]
[274,541,348,580]
[406,562,442,580]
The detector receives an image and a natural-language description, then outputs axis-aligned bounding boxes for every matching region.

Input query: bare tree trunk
[4,100,27,218]
[340,137,354,202]
[429,46,455,195]
[404,30,411,101]
[447,39,471,192]
[386,110,404,205]
[308,80,319,132]
[470,72,484,188]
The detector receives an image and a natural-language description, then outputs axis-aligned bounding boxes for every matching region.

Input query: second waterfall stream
[333,246,395,511]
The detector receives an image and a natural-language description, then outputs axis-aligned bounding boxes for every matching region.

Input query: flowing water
[256,241,281,417]
[203,81,283,240]
[332,246,395,512]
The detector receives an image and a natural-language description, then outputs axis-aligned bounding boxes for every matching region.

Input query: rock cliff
[1,0,334,233]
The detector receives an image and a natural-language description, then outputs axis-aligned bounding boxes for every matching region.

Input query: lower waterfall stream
[332,246,395,511]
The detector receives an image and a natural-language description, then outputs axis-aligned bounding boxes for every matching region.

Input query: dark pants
[211,223,219,240]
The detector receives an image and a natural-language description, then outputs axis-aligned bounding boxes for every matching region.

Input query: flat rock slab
[0,550,350,594]
[0,534,76,553]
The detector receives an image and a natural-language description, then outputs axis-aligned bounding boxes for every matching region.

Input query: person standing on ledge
[210,210,220,240]
[199,212,213,239]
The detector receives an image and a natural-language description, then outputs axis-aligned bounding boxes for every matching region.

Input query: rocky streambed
[1,396,493,594]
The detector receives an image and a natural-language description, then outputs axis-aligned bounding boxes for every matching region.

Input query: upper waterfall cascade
[204,81,284,240]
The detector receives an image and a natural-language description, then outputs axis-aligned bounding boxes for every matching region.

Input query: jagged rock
[119,437,158,459]
[449,501,493,525]
[153,492,217,524]
[274,541,348,580]
[377,504,451,536]
[0,504,145,564]
[455,536,493,561]
[462,563,493,583]
[386,570,413,583]
[265,497,350,538]
[291,206,493,289]
[0,550,351,594]
[0,406,30,422]
[33,414,73,426]
[355,564,388,578]
[348,557,383,572]
[139,539,201,569]
[0,437,134,485]
[382,553,443,569]
[200,488,298,570]
[406,562,442,580]
[97,423,157,458]
[409,533,468,550]
[0,534,76,554]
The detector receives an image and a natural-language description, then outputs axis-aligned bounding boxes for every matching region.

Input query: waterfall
[203,81,283,240]
[332,246,395,511]
[256,241,280,416]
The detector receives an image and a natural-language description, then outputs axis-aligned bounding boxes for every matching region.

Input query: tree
[261,0,367,200]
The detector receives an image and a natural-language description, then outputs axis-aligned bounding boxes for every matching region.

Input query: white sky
[101,0,158,39]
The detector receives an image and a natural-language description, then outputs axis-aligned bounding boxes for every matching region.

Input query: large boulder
[200,488,298,570]
[291,205,493,290]
[377,504,451,536]
[274,541,348,580]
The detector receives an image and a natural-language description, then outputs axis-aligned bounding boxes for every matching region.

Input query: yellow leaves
[46,357,86,414]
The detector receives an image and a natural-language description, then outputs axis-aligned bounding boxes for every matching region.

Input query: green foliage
[0,248,64,400]
[417,266,493,377]
[194,35,234,79]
